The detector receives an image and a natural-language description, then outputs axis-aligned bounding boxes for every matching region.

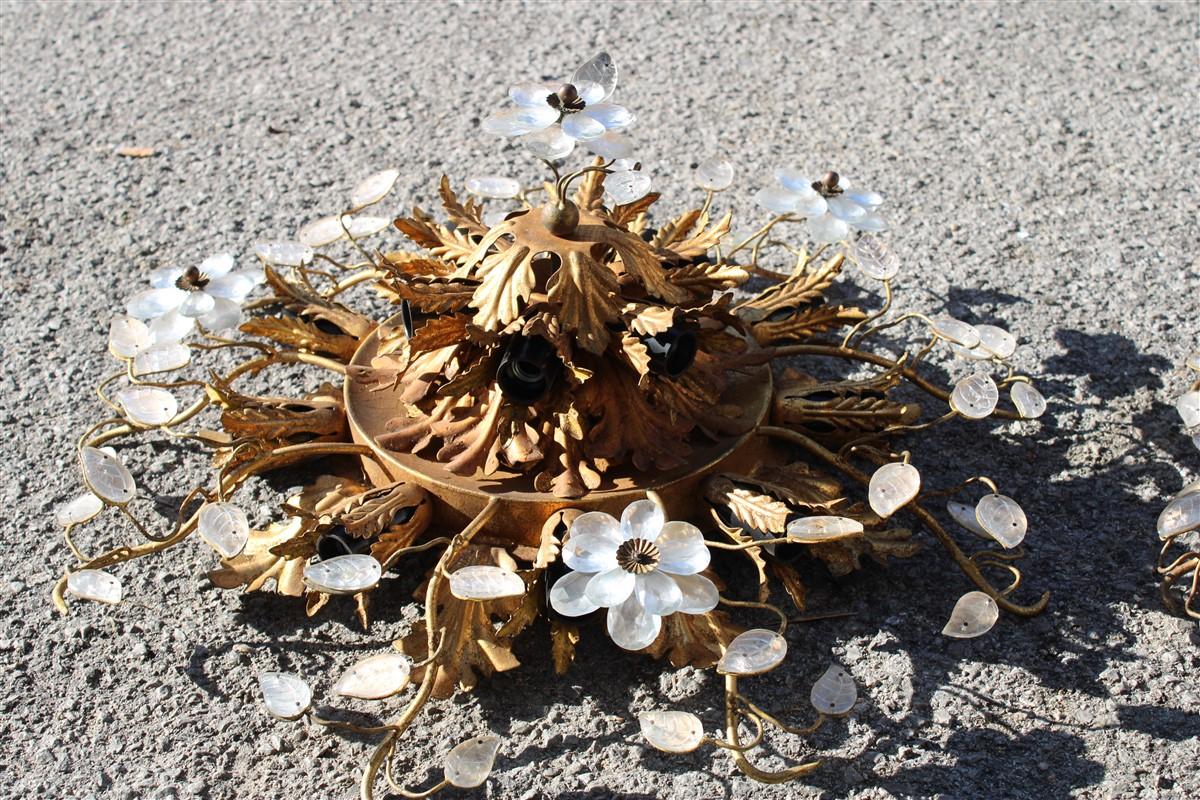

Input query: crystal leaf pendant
[444,735,501,789]
[639,710,705,753]
[868,462,921,518]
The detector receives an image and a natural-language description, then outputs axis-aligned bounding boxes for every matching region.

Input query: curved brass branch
[719,595,788,634]
[758,425,1049,617]
[737,695,827,737]
[722,675,822,782]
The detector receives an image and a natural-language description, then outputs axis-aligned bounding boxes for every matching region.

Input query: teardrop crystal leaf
[132,342,190,376]
[975,325,1017,359]
[717,628,788,676]
[868,462,920,518]
[571,52,617,103]
[443,735,501,789]
[302,554,382,594]
[253,241,314,267]
[465,175,521,199]
[695,158,734,192]
[851,234,899,280]
[975,493,1027,548]
[67,569,123,604]
[298,215,345,247]
[930,316,981,348]
[1157,492,1200,539]
[639,710,705,753]
[109,316,151,358]
[80,446,135,504]
[946,500,990,540]
[1010,382,1047,419]
[56,493,104,527]
[344,216,390,239]
[114,386,178,426]
[809,664,857,716]
[334,653,412,700]
[351,168,400,209]
[786,515,864,542]
[1177,391,1200,430]
[198,502,250,558]
[448,565,526,601]
[951,372,999,419]
[606,170,652,205]
[257,672,312,720]
[942,591,999,638]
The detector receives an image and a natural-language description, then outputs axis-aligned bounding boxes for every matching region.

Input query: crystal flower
[755,170,886,243]
[482,53,635,162]
[549,499,718,651]
[125,253,259,338]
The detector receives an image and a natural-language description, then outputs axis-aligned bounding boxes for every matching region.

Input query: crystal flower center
[616,538,660,574]
[175,266,211,291]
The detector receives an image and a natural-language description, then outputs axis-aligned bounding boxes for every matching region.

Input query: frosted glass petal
[809,665,857,716]
[571,52,617,103]
[197,297,242,332]
[584,130,634,160]
[786,515,864,542]
[775,168,812,192]
[695,158,734,192]
[344,216,391,239]
[444,735,500,789]
[673,573,719,613]
[1011,382,1047,419]
[149,266,185,289]
[975,494,1027,548]
[950,342,993,361]
[580,102,634,130]
[1177,391,1200,430]
[561,112,606,142]
[302,554,382,594]
[67,569,123,604]
[115,386,178,426]
[465,175,521,199]
[942,591,999,638]
[975,325,1017,359]
[520,125,576,160]
[754,186,800,214]
[509,82,554,107]
[198,501,250,558]
[856,213,888,232]
[1158,492,1200,539]
[634,570,682,616]
[549,571,600,617]
[199,253,235,278]
[846,189,884,209]
[851,234,899,280]
[951,372,999,419]
[605,170,652,205]
[253,241,313,267]
[56,493,103,527]
[258,672,311,720]
[126,288,186,319]
[794,192,830,219]
[620,499,665,541]
[608,158,638,172]
[585,567,635,607]
[483,105,557,136]
[178,290,216,318]
[449,565,526,600]
[132,342,190,375]
[606,593,661,650]
[350,168,400,209]
[109,316,151,358]
[334,653,412,700]
[563,512,621,572]
[827,196,868,223]
[298,215,345,247]
[868,462,920,518]
[930,316,980,348]
[654,521,709,575]
[717,629,787,676]
[80,446,135,504]
[205,272,256,302]
[808,213,850,243]
[947,500,990,540]
[639,711,704,753]
[147,309,194,343]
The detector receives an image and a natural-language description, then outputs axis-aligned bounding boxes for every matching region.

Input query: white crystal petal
[810,664,857,715]
[672,573,719,614]
[132,342,190,375]
[584,130,634,160]
[351,168,400,209]
[951,372,1000,419]
[108,316,151,358]
[198,501,250,558]
[620,499,665,541]
[205,272,256,302]
[149,266,185,289]
[449,565,526,600]
[178,290,216,318]
[253,241,313,267]
[571,52,617,102]
[605,170,652,205]
[1011,382,1047,419]
[1158,492,1200,539]
[147,309,194,343]
[199,252,235,278]
[302,554,382,594]
[634,570,682,616]
[67,569,123,604]
[344,215,391,239]
[1177,391,1200,430]
[464,175,521,199]
[80,446,136,504]
[942,591,999,638]
[508,82,555,107]
[775,168,812,192]
[549,571,600,617]
[718,628,788,676]
[126,287,186,319]
[115,386,178,426]
[562,528,621,573]
[930,316,981,348]
[827,196,868,223]
[198,297,243,332]
[695,158,734,191]
[56,493,104,527]
[258,672,312,720]
[561,112,606,141]
[976,494,1027,548]
[793,192,830,219]
[585,567,636,607]
[808,213,850,243]
[444,735,500,789]
[298,215,346,247]
[868,462,920,518]
[654,521,710,575]
[580,102,634,131]
[856,213,888,232]
[947,499,990,540]
[519,125,576,160]
[334,653,412,700]
[851,234,899,280]
[754,185,801,214]
[639,711,704,753]
[606,593,661,650]
[483,105,557,136]
[846,189,884,209]
[786,515,864,542]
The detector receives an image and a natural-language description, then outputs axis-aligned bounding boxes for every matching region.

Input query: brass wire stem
[308,713,394,736]
[835,409,960,460]
[718,596,788,634]
[62,522,90,563]
[722,675,822,782]
[705,537,795,551]
[330,268,386,297]
[725,214,793,259]
[757,425,1049,617]
[847,310,935,349]
[737,695,827,737]
[380,537,453,572]
[919,475,1001,500]
[706,708,765,752]
[841,278,894,349]
[95,372,126,414]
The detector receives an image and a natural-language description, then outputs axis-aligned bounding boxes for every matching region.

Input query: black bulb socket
[643,327,698,378]
[498,336,561,405]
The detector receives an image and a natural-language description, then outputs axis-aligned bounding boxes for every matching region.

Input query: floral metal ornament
[1156,352,1200,618]
[52,52,1057,797]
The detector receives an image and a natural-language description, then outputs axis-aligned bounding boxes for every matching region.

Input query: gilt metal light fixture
[53,53,1057,797]
[1156,353,1200,618]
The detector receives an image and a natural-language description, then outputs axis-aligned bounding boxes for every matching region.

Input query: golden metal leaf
[649,209,702,249]
[409,315,471,352]
[547,250,621,354]
[438,175,488,236]
[750,304,867,344]
[572,161,607,211]
[394,209,481,265]
[337,481,429,539]
[735,253,846,323]
[550,620,580,675]
[574,223,691,304]
[705,475,791,534]
[664,210,732,261]
[470,244,534,330]
[381,250,457,278]
[377,277,477,313]
[768,560,807,612]
[667,261,750,292]
[609,192,660,227]
[644,607,742,669]
[240,315,359,361]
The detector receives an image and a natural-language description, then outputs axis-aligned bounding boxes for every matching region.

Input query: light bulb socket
[316,528,373,561]
[498,335,561,405]
[642,327,698,378]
